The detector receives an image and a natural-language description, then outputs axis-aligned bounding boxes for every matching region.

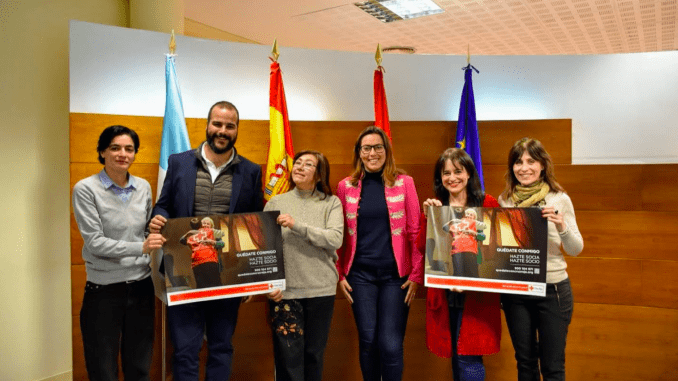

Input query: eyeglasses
[360,144,385,154]
[293,161,317,170]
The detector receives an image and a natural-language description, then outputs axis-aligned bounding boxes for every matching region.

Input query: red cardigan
[423,195,501,357]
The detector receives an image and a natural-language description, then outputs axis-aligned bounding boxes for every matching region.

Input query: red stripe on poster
[427,277,531,292]
[169,283,271,303]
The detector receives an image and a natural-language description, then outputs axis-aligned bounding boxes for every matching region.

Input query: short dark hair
[290,150,332,199]
[433,148,485,207]
[97,125,140,165]
[502,137,564,199]
[207,101,240,126]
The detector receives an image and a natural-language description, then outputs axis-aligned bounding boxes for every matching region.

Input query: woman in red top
[422,148,501,381]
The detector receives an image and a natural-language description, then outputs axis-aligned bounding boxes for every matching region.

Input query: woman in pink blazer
[336,126,423,381]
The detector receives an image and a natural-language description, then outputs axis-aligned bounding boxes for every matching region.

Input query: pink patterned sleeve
[403,176,424,284]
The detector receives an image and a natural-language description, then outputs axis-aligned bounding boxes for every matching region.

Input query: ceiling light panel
[355,0,444,23]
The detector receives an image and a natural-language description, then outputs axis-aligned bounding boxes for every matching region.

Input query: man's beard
[206,130,236,154]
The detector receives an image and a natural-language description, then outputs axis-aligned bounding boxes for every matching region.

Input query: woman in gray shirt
[265,150,344,381]
[72,125,165,381]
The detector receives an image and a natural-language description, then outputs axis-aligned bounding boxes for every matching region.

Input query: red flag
[373,66,392,139]
[264,61,295,201]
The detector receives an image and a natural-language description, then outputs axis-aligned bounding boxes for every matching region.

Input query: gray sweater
[72,170,152,284]
[264,188,344,299]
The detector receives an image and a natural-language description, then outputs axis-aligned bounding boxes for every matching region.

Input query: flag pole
[161,29,174,381]
[467,43,470,65]
[375,43,383,68]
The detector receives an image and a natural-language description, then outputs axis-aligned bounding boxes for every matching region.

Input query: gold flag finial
[375,43,383,67]
[467,44,470,65]
[270,39,280,62]
[169,30,176,55]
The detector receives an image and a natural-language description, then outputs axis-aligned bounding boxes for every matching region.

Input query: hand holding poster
[424,206,548,296]
[150,211,285,305]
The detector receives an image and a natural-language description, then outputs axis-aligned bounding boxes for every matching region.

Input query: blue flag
[157,55,191,200]
[455,65,484,190]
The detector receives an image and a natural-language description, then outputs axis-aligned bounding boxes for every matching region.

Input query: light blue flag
[157,54,191,200]
[455,64,484,190]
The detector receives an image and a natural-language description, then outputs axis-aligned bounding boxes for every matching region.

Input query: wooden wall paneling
[641,260,678,309]
[402,300,456,380]
[290,121,371,165]
[390,121,453,165]
[229,301,276,380]
[71,213,84,265]
[185,117,206,149]
[70,113,678,380]
[328,164,355,193]
[479,164,509,200]
[317,299,363,380]
[478,119,572,165]
[489,164,678,212]
[566,303,678,381]
[576,211,678,261]
[641,164,678,212]
[72,315,86,381]
[230,119,270,164]
[484,314,520,381]
[566,258,643,306]
[398,164,436,202]
[554,165,644,211]
[70,113,163,164]
[72,264,86,317]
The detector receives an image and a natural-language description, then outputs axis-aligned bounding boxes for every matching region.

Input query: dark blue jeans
[448,292,485,381]
[80,276,155,381]
[501,278,574,381]
[269,296,335,381]
[168,296,242,381]
[347,265,410,381]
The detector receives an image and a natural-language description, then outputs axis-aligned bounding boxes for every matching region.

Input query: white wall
[70,21,678,165]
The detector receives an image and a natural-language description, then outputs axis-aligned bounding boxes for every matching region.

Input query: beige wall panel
[577,211,678,261]
[567,258,643,306]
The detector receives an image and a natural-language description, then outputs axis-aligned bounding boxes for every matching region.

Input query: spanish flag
[264,61,295,201]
